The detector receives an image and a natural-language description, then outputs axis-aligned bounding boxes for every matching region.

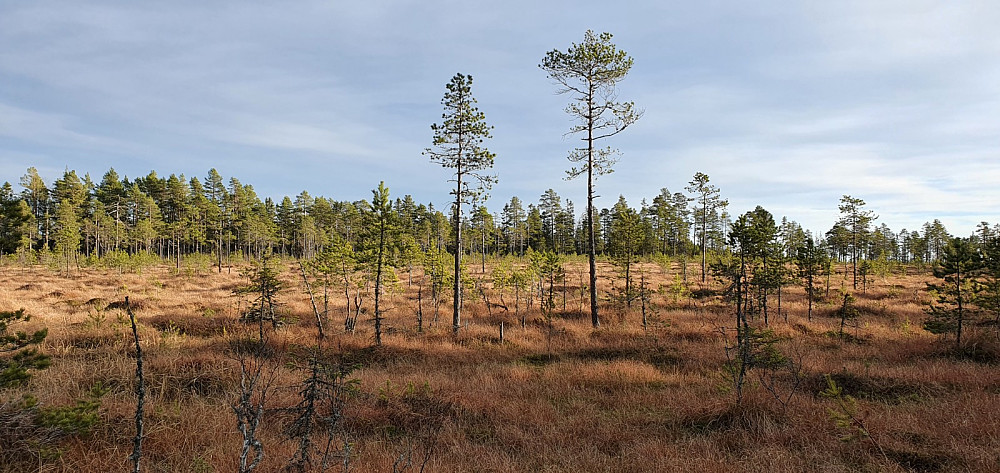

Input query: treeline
[0,166,987,269]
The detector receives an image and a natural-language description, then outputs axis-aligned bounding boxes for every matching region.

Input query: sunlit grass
[0,261,998,471]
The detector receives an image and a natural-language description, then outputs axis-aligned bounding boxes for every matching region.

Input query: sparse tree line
[0,167,976,271]
[4,163,995,346]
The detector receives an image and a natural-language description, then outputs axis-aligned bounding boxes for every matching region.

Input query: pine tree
[796,238,829,321]
[555,200,576,255]
[923,237,980,349]
[204,169,227,272]
[276,196,296,256]
[526,205,544,252]
[163,174,191,267]
[19,167,49,250]
[126,183,161,255]
[0,308,51,388]
[501,196,527,255]
[649,188,690,256]
[52,171,87,270]
[746,206,779,326]
[723,210,779,404]
[837,195,877,290]
[922,219,950,262]
[607,196,644,307]
[686,172,727,284]
[96,168,127,252]
[236,253,284,340]
[424,73,496,334]
[977,229,1000,326]
[470,205,494,273]
[311,238,359,332]
[187,177,211,254]
[0,183,31,255]
[538,189,563,252]
[360,182,398,346]
[541,30,642,328]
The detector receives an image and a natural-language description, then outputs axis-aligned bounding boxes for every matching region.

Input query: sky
[1,0,998,237]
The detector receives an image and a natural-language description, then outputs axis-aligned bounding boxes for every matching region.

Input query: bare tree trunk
[641,272,648,331]
[701,199,707,283]
[807,274,814,321]
[453,169,463,334]
[233,339,276,473]
[588,164,599,328]
[417,284,424,333]
[515,284,522,328]
[300,264,325,341]
[126,297,145,473]
[374,218,386,346]
[778,283,784,323]
[956,268,963,349]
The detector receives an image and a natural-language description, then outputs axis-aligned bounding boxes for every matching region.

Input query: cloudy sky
[2,1,998,236]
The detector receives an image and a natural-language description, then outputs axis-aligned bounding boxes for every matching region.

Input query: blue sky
[1,1,998,237]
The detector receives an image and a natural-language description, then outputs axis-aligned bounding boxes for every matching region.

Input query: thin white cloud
[0,102,126,150]
[217,119,379,157]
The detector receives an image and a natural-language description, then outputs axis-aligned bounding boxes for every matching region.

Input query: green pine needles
[923,237,980,349]
[541,30,642,328]
[425,73,496,334]
[0,308,51,388]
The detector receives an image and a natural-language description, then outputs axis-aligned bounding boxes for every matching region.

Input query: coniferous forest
[0,165,976,276]
[2,30,1000,473]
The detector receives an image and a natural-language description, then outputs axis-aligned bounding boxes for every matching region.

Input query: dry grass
[1,261,999,472]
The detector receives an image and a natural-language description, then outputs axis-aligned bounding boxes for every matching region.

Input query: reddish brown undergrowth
[1,261,998,472]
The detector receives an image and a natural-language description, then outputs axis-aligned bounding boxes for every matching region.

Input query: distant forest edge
[0,165,985,269]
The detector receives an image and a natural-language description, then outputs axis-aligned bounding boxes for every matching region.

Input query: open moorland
[2,260,999,472]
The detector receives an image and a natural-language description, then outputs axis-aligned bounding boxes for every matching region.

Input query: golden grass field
[1,259,999,472]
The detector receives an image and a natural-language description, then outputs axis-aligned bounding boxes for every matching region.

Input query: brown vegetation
[1,260,999,472]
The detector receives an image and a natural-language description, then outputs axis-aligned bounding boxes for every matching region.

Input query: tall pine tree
[424,73,496,334]
[541,30,642,328]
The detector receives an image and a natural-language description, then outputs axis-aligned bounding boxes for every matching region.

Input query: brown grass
[1,261,999,472]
